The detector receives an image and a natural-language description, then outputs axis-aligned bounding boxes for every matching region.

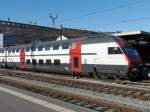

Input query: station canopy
[111,31,150,44]
[112,31,150,64]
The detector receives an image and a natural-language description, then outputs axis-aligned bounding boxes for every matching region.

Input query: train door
[70,39,82,73]
[20,47,26,69]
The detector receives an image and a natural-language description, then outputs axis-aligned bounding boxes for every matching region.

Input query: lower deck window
[39,59,44,64]
[26,59,30,64]
[32,59,37,65]
[54,59,60,65]
[46,60,51,65]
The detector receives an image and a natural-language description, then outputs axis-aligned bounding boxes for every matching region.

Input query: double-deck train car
[0,35,143,80]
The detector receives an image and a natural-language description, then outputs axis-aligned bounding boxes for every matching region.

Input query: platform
[0,84,96,112]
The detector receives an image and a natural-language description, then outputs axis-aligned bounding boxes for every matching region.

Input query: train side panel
[81,42,128,76]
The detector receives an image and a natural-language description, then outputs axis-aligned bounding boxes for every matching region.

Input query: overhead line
[96,16,150,28]
[60,0,149,24]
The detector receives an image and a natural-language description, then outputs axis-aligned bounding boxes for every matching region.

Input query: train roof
[0,34,125,50]
[34,34,125,46]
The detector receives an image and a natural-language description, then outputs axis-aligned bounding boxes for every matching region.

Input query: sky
[0,0,150,32]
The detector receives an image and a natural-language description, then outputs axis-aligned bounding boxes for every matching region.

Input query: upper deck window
[108,47,122,54]
[31,46,36,51]
[1,50,4,53]
[62,43,69,49]
[8,49,11,53]
[12,49,15,53]
[26,47,30,52]
[16,48,20,52]
[45,45,51,51]
[38,45,43,51]
[53,44,59,50]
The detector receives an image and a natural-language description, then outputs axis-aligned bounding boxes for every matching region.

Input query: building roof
[111,31,150,43]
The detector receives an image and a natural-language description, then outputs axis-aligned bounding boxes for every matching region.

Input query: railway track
[0,69,150,112]
[0,74,148,112]
[0,69,149,101]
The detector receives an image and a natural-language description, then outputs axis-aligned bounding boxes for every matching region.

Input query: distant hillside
[0,20,101,45]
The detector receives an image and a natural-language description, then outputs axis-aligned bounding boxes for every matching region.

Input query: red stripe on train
[20,48,26,69]
[70,38,82,73]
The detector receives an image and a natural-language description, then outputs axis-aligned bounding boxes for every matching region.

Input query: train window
[54,59,60,65]
[26,47,30,52]
[16,48,20,52]
[8,49,11,53]
[53,45,59,50]
[45,45,51,51]
[62,43,69,49]
[32,47,36,51]
[74,57,78,68]
[46,59,51,65]
[0,49,4,53]
[12,49,15,53]
[108,47,122,54]
[38,46,42,51]
[38,46,43,51]
[31,46,36,51]
[26,59,30,64]
[39,59,44,64]
[32,59,37,65]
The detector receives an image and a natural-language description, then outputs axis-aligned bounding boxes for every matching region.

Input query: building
[0,34,16,48]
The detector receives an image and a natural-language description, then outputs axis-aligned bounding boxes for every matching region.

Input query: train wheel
[128,68,140,81]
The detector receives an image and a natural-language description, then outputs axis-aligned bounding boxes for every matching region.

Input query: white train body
[0,35,143,79]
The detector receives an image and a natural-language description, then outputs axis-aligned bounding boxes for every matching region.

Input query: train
[0,34,144,80]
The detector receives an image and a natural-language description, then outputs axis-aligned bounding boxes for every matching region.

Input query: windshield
[124,47,139,57]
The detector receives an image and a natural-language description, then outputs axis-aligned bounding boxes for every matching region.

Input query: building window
[38,46,43,51]
[108,47,122,54]
[39,59,44,64]
[74,57,78,68]
[62,43,69,49]
[32,59,37,65]
[26,59,30,64]
[46,59,51,65]
[45,45,51,51]
[53,45,59,50]
[54,59,60,65]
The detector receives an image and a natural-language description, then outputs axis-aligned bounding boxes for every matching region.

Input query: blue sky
[0,0,150,32]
